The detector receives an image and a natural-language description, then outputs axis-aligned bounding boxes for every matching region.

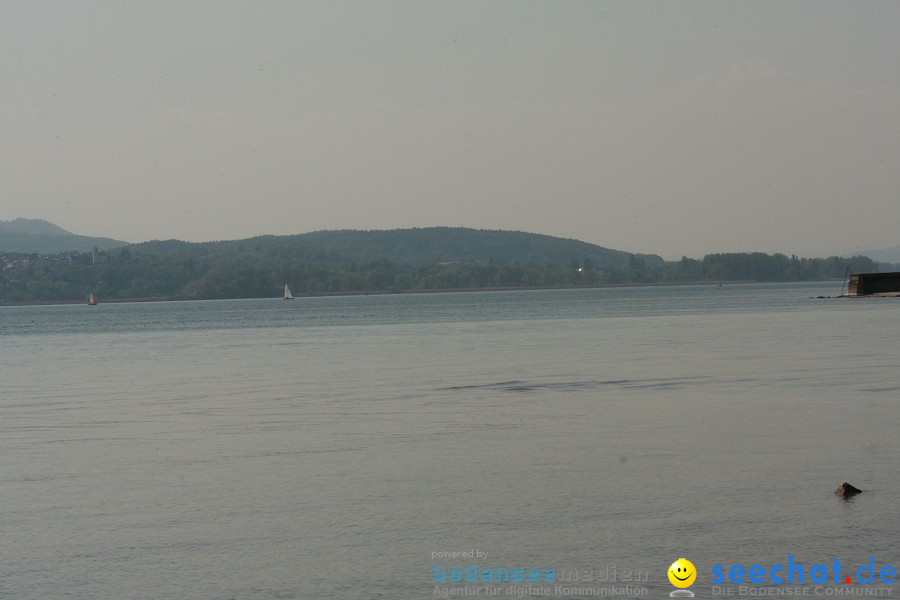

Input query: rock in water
[835,482,862,497]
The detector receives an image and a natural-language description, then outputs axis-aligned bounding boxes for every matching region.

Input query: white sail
[283,284,294,300]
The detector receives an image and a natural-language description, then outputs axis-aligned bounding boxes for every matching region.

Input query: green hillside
[0,225,880,303]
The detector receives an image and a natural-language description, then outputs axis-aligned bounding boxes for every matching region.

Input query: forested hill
[130,227,663,269]
[1,225,884,303]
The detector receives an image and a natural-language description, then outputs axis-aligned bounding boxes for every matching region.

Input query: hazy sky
[2,1,899,259]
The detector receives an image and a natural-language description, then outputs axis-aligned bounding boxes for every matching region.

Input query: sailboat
[283,284,294,300]
[88,292,98,305]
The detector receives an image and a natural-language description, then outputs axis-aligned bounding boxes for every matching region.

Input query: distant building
[847,272,900,296]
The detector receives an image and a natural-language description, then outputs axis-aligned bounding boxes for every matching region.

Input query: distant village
[1,247,111,272]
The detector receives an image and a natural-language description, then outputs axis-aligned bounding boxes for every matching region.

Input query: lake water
[2,282,899,599]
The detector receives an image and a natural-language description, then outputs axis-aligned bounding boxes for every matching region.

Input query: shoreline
[0,279,843,307]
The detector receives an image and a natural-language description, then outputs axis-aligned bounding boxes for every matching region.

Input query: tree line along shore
[0,247,882,304]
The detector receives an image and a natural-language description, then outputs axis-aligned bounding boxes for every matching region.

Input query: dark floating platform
[847,272,900,296]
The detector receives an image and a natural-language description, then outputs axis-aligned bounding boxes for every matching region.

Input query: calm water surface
[2,283,899,599]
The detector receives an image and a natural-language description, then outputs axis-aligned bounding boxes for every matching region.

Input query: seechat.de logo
[711,556,896,585]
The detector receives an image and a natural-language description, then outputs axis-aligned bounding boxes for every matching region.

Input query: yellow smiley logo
[668,558,697,588]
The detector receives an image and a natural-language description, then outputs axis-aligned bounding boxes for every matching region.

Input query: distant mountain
[852,244,900,265]
[130,227,663,270]
[0,218,128,254]
[0,218,71,236]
